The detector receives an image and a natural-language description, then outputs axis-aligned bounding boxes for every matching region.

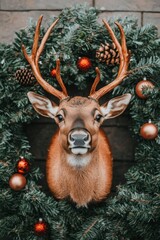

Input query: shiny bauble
[17,156,30,174]
[9,173,27,191]
[77,57,92,72]
[34,218,47,236]
[140,122,158,140]
[135,79,154,99]
[50,68,56,77]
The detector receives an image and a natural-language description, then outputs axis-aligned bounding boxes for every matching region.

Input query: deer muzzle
[68,129,91,155]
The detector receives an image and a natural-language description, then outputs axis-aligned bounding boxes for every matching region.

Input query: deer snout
[68,129,91,154]
[69,130,90,146]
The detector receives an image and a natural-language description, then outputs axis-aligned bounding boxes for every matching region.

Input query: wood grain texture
[0,11,60,43]
[25,122,58,160]
[96,0,160,12]
[0,0,159,43]
[0,0,92,10]
[143,13,160,34]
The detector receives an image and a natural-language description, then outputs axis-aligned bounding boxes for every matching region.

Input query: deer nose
[68,130,91,147]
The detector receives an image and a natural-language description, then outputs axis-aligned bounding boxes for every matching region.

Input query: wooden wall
[0,0,160,43]
[0,0,159,193]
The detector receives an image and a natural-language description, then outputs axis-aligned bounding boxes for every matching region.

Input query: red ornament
[9,173,27,191]
[50,68,56,77]
[77,57,92,72]
[17,156,30,174]
[135,78,154,99]
[34,218,47,236]
[140,121,158,140]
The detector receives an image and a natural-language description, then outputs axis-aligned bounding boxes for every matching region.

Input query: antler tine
[103,20,123,62]
[89,67,101,95]
[22,16,68,100]
[36,18,59,66]
[56,59,68,96]
[89,20,130,100]
[32,15,43,61]
[115,22,129,77]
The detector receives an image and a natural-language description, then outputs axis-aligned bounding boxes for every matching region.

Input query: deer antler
[89,67,101,95]
[90,20,131,100]
[22,15,68,100]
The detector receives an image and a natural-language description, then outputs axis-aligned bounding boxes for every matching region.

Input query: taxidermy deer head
[22,16,131,207]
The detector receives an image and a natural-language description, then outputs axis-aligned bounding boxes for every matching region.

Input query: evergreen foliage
[0,4,160,240]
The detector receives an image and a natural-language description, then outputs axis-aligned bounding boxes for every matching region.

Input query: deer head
[22,16,131,156]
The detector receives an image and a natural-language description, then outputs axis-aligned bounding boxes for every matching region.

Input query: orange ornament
[34,218,47,236]
[135,78,154,99]
[17,156,30,174]
[50,68,56,77]
[140,121,158,140]
[77,57,92,72]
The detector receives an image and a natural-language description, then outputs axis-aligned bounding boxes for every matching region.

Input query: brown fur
[28,94,131,206]
[46,129,112,206]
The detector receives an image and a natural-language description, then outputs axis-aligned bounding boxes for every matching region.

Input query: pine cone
[96,42,120,65]
[15,68,36,86]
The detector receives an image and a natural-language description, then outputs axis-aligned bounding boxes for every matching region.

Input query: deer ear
[100,93,132,119]
[27,91,59,118]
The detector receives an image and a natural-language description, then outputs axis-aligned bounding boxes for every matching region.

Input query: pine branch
[80,218,98,240]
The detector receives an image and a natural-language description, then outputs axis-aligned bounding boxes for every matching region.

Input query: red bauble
[135,79,154,99]
[17,156,30,174]
[9,173,27,191]
[140,121,158,140]
[77,57,92,71]
[34,219,47,236]
[50,68,56,77]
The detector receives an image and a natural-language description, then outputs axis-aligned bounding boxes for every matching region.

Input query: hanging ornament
[16,156,30,174]
[135,78,154,99]
[15,68,36,86]
[50,68,56,77]
[140,120,158,140]
[96,42,120,65]
[9,173,27,191]
[77,57,92,72]
[34,218,47,236]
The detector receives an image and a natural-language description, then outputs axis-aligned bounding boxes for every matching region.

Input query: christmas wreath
[0,5,160,240]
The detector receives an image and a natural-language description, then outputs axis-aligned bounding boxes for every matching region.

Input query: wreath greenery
[0,4,160,240]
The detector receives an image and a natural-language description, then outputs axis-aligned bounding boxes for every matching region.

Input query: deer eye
[95,114,103,123]
[56,114,64,122]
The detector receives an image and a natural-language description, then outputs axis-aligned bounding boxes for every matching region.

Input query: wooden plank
[1,0,92,10]
[103,114,132,127]
[143,13,160,34]
[0,11,60,43]
[25,123,58,160]
[96,0,160,12]
[103,126,135,161]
